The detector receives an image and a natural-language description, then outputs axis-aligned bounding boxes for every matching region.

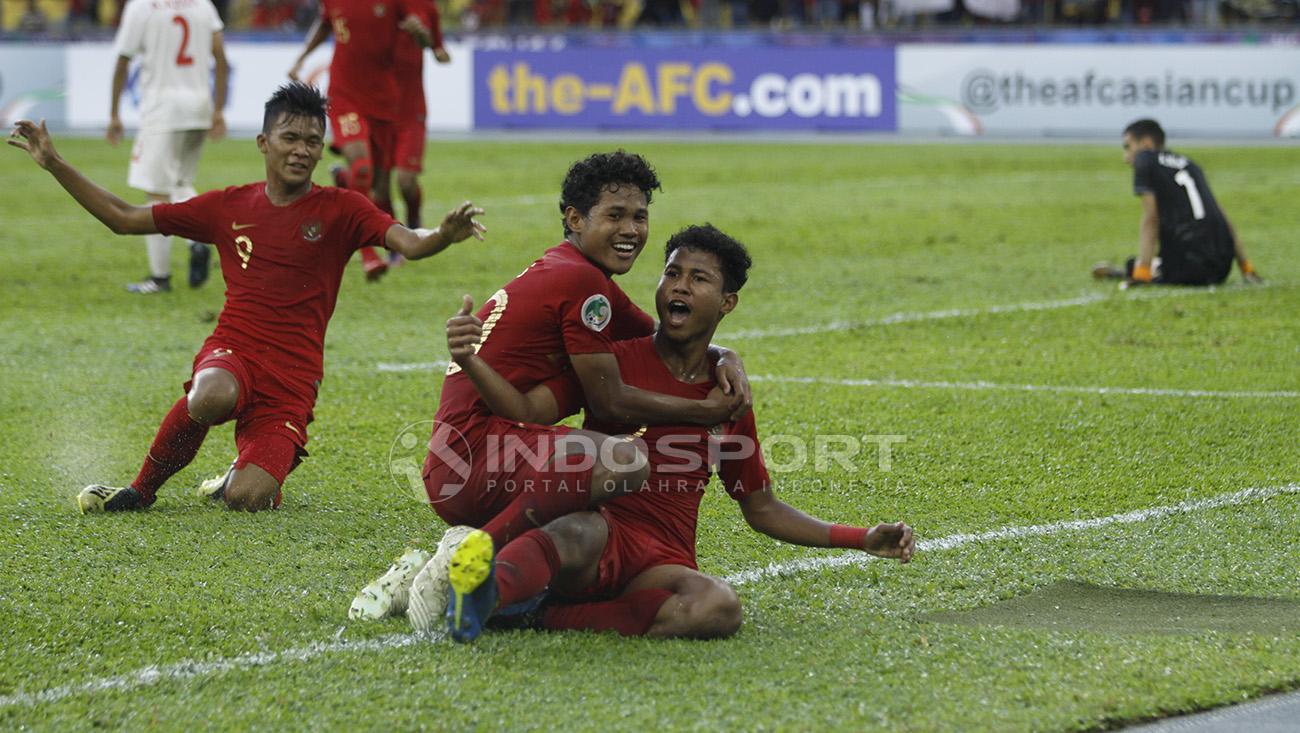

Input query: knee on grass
[667,580,743,639]
[221,468,280,512]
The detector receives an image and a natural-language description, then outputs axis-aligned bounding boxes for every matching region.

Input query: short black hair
[559,151,662,236]
[664,224,752,294]
[262,82,328,134]
[1124,118,1165,147]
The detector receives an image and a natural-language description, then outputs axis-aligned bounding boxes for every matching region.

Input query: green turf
[1,137,1297,731]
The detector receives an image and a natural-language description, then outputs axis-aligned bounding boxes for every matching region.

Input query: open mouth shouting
[665,298,692,328]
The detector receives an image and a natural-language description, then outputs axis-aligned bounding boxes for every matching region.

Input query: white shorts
[128,128,207,197]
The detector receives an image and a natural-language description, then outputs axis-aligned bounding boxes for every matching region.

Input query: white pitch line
[754,375,1300,400]
[723,283,1266,340]
[376,360,448,373]
[3,483,1297,709]
[721,482,1300,586]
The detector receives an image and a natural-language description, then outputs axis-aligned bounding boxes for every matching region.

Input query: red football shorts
[328,95,396,171]
[575,507,697,600]
[425,416,579,528]
[187,346,312,484]
[392,115,426,173]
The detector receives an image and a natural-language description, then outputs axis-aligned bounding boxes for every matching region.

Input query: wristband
[829,524,869,549]
[1241,259,1255,275]
[1131,263,1153,282]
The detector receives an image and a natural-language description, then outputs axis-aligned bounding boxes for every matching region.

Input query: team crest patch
[300,219,323,242]
[373,3,386,15]
[581,294,611,332]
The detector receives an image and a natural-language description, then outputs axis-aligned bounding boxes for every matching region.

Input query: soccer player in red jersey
[288,0,433,281]
[439,225,914,642]
[389,0,449,253]
[7,83,486,514]
[358,154,751,630]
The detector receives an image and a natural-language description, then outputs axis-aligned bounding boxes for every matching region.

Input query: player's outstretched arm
[9,120,159,235]
[570,352,743,426]
[1224,215,1262,284]
[707,344,753,420]
[107,56,130,146]
[387,201,485,260]
[288,18,331,81]
[738,488,915,563]
[1127,193,1159,286]
[210,31,229,140]
[447,295,563,425]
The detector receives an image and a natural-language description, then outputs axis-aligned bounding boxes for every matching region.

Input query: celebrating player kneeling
[427,225,914,640]
[8,83,486,513]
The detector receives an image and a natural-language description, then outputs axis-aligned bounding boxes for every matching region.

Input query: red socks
[131,397,209,504]
[542,588,673,637]
[481,468,592,548]
[495,529,561,607]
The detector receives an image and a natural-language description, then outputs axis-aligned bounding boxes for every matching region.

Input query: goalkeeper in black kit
[1092,118,1263,287]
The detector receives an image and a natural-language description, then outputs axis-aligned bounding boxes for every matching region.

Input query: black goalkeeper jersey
[1132,149,1234,280]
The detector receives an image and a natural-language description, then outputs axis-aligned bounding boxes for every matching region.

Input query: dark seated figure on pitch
[1092,118,1263,288]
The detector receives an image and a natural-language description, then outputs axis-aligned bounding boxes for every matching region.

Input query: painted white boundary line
[754,375,1300,400]
[377,360,448,373]
[722,483,1300,585]
[2,483,1296,710]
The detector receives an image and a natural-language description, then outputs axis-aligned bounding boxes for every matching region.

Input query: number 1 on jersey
[1173,169,1205,220]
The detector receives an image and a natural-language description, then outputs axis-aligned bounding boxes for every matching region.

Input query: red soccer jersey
[395,0,442,119]
[429,241,654,455]
[574,336,772,562]
[321,0,415,121]
[153,183,396,398]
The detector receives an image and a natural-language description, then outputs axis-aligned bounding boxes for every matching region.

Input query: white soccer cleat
[349,547,433,621]
[407,525,475,633]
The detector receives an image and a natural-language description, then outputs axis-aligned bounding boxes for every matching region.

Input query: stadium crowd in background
[3,0,1296,34]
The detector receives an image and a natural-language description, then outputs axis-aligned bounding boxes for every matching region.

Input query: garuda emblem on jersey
[581,294,611,332]
[373,3,386,15]
[301,219,323,242]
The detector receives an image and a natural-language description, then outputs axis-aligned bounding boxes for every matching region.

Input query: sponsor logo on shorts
[284,421,301,437]
[231,222,256,231]
[581,294,611,332]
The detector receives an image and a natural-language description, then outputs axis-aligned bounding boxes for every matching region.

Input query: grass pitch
[1,137,1298,731]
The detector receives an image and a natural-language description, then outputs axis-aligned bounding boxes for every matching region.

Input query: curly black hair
[262,82,328,134]
[558,151,662,236]
[664,224,752,294]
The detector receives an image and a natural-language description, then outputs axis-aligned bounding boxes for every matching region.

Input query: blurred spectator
[251,0,298,28]
[18,0,49,31]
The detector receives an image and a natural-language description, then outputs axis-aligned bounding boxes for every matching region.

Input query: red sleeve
[718,411,771,499]
[341,189,398,253]
[152,189,224,243]
[540,370,585,420]
[556,265,618,356]
[608,280,656,341]
[418,0,444,48]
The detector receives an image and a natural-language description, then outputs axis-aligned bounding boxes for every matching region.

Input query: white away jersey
[112,0,223,131]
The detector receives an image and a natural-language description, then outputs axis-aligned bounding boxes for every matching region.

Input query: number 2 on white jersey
[173,15,194,66]
[1173,169,1205,220]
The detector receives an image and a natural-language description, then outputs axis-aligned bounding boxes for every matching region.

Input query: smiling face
[258,113,324,190]
[565,184,649,276]
[1122,132,1155,167]
[655,247,737,345]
